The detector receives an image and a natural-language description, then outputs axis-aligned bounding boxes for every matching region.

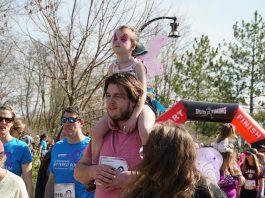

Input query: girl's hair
[122,124,203,198]
[216,124,235,143]
[117,25,140,49]
[221,152,242,176]
[242,153,261,178]
[11,119,26,138]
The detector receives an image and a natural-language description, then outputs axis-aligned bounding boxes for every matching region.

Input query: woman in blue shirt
[39,133,47,159]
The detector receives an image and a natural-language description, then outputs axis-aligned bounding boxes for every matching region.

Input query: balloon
[196,147,223,184]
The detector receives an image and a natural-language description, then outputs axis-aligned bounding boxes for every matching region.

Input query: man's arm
[44,173,55,198]
[22,162,33,198]
[74,149,116,185]
[74,153,97,184]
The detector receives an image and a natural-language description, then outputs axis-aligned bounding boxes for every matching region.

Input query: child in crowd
[91,25,156,163]
[213,124,237,153]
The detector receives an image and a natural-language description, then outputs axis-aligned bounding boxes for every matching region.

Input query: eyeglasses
[0,117,13,123]
[61,117,80,124]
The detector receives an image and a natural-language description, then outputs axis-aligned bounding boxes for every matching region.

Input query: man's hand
[103,171,133,192]
[95,164,116,185]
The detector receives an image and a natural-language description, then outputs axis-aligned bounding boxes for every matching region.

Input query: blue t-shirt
[4,138,33,176]
[50,137,94,198]
[39,139,47,155]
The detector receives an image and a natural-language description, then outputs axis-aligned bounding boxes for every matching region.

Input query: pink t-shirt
[85,129,142,198]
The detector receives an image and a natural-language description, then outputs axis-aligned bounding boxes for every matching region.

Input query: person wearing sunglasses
[44,106,94,198]
[240,148,264,198]
[74,73,149,198]
[0,105,33,198]
[10,119,25,139]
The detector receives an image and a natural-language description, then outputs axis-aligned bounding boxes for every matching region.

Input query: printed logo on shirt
[4,151,13,170]
[54,150,83,171]
[58,153,67,157]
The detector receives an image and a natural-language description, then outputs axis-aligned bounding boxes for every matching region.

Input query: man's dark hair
[62,105,82,118]
[103,72,144,105]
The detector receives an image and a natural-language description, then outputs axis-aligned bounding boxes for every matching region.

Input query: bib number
[54,183,75,198]
[99,156,129,171]
[244,179,256,190]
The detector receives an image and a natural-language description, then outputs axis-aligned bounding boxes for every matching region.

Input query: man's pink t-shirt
[84,129,142,198]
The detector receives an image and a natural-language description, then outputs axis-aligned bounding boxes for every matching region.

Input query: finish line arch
[157,100,265,147]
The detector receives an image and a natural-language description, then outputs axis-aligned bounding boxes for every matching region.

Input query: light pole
[139,16,180,38]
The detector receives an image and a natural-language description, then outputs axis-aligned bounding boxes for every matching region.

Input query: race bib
[54,183,75,198]
[244,179,256,190]
[99,156,129,171]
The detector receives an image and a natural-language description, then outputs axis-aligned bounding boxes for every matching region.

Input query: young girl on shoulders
[213,124,237,153]
[91,25,156,163]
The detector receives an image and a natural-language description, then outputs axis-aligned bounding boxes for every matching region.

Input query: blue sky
[174,0,265,46]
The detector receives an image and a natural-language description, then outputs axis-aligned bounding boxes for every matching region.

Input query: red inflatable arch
[157,100,265,147]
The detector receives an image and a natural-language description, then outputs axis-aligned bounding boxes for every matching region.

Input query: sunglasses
[0,117,13,123]
[61,117,80,124]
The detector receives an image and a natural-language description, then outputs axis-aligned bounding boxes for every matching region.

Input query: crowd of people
[0,24,264,198]
[213,124,265,198]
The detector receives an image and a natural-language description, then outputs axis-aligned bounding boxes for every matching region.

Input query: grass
[32,155,41,197]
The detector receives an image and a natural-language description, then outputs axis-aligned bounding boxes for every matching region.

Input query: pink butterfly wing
[137,35,168,76]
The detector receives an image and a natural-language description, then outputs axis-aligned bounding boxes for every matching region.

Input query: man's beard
[108,107,133,122]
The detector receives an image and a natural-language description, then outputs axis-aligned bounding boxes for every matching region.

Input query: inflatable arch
[157,100,265,147]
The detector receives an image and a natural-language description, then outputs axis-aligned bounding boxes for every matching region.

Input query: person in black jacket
[34,128,65,198]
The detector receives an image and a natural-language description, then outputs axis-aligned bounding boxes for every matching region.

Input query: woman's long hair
[242,153,261,179]
[122,124,201,198]
[221,151,242,176]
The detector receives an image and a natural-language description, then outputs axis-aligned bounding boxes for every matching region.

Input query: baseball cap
[0,141,4,153]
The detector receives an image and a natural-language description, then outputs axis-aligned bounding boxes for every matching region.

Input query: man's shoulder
[6,170,23,180]
[7,138,28,148]
[82,136,91,144]
[54,138,67,145]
